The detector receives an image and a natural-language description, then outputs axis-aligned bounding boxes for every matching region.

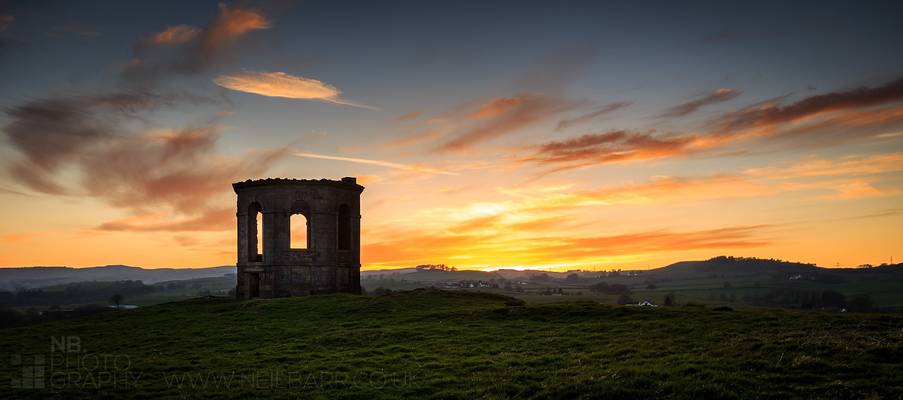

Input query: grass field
[1,290,902,399]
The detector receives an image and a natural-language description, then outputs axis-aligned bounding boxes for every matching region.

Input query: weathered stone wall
[234,177,363,298]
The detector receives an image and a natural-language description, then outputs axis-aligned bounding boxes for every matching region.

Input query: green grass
[1,290,901,399]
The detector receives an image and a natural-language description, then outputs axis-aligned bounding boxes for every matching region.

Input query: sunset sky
[1,1,901,270]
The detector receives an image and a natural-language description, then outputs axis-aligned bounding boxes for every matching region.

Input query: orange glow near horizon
[1,148,900,270]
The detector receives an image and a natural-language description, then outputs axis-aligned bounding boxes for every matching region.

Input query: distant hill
[650,256,821,278]
[360,268,420,276]
[4,256,901,291]
[0,265,235,290]
[494,269,572,280]
[399,269,501,282]
[648,256,903,281]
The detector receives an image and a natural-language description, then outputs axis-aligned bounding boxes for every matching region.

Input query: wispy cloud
[711,77,903,133]
[386,129,444,148]
[0,185,33,197]
[556,101,632,131]
[394,44,597,153]
[396,111,421,122]
[97,208,234,232]
[521,76,903,174]
[658,88,740,118]
[292,151,457,175]
[521,130,702,172]
[435,93,580,152]
[363,148,903,268]
[147,25,200,45]
[745,153,903,178]
[829,181,887,200]
[214,71,375,109]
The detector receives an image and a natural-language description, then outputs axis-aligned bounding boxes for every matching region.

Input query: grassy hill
[651,256,822,278]
[1,290,901,399]
[0,265,235,290]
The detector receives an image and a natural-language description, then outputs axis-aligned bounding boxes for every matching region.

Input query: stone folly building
[233,177,364,298]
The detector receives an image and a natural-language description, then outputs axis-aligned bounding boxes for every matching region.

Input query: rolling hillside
[0,265,235,290]
[1,290,901,399]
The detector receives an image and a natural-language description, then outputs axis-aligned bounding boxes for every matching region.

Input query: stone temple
[233,177,364,298]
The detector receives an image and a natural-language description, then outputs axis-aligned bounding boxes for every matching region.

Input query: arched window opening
[290,213,308,249]
[338,204,351,250]
[247,202,263,262]
[256,212,263,256]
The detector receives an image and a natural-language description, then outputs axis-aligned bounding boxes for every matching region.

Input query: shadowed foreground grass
[1,289,901,399]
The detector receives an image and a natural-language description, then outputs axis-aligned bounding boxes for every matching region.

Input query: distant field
[1,290,901,399]
[361,261,903,312]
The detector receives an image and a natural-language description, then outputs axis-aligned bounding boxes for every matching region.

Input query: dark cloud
[4,92,215,176]
[711,76,903,133]
[524,130,698,167]
[523,76,903,176]
[759,106,903,149]
[2,91,285,229]
[556,101,632,131]
[658,88,740,118]
[0,3,295,232]
[123,3,271,87]
[4,93,167,192]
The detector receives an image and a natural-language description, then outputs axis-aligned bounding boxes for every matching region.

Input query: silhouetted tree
[590,282,631,295]
[821,290,846,309]
[111,293,123,310]
[414,264,455,271]
[0,308,23,328]
[617,294,635,305]
[531,273,551,281]
[663,292,676,306]
[848,294,873,312]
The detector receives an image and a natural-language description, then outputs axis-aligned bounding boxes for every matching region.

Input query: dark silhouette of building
[233,177,364,298]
